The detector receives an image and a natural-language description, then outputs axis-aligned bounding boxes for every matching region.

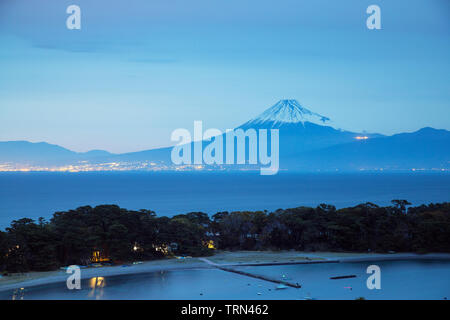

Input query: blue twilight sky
[0,0,449,153]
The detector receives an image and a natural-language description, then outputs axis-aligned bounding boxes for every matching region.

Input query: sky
[0,0,449,153]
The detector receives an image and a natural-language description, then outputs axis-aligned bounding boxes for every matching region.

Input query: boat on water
[330,275,357,280]
[275,284,288,290]
[302,293,317,300]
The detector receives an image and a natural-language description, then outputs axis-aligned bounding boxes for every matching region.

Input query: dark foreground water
[0,172,449,228]
[2,260,449,300]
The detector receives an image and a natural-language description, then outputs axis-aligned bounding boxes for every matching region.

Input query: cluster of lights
[1,161,447,173]
[0,161,165,172]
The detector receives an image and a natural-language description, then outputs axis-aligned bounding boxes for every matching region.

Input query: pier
[199,258,302,289]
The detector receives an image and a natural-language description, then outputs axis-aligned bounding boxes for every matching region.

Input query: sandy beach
[1,251,449,293]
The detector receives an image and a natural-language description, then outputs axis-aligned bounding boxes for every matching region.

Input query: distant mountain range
[287,127,450,170]
[0,141,113,164]
[1,100,449,171]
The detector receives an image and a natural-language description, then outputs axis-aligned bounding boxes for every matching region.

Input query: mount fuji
[240,99,382,156]
[242,99,331,127]
[111,99,382,165]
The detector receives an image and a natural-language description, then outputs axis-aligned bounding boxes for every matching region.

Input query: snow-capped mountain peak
[245,99,330,127]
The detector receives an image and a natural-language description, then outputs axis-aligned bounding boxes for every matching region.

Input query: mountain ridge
[0,140,113,164]
[1,100,449,171]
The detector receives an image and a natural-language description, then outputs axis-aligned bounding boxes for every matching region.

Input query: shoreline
[1,251,449,293]
[0,259,212,293]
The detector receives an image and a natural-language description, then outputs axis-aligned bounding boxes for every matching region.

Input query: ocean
[0,171,449,229]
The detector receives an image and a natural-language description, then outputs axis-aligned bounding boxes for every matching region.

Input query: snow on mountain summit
[245,99,330,127]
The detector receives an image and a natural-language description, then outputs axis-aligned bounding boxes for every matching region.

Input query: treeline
[0,200,449,273]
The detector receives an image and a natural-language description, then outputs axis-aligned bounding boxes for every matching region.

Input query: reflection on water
[11,287,25,300]
[1,260,449,300]
[88,277,106,300]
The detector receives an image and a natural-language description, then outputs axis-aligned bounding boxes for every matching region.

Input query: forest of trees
[0,200,449,273]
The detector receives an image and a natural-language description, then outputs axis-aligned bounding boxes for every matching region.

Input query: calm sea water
[0,172,449,229]
[2,260,449,300]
